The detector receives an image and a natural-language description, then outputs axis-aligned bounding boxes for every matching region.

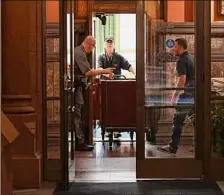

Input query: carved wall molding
[2,95,35,114]
[218,0,224,15]
[93,1,136,13]
[76,0,88,18]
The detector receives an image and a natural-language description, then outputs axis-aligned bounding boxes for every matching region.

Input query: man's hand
[103,67,115,74]
[102,73,114,79]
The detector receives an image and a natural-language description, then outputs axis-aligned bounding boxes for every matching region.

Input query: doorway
[42,1,224,192]
[70,13,137,182]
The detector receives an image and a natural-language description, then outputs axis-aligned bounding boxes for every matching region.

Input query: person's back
[158,38,195,154]
[180,52,194,86]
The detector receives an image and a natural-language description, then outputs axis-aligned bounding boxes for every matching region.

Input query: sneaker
[157,145,177,154]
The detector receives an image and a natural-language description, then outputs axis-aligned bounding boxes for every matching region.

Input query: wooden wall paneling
[2,0,42,189]
[214,0,224,21]
[75,0,88,19]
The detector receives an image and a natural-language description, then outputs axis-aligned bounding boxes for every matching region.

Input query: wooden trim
[184,0,194,22]
[137,159,202,178]
[92,1,136,13]
[210,158,224,180]
[195,0,212,179]
[214,0,224,21]
[136,1,145,163]
[155,22,224,37]
[160,0,167,21]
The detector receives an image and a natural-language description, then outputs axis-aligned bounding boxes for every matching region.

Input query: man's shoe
[75,144,94,151]
[189,145,195,153]
[114,132,121,139]
[157,145,177,154]
[146,132,156,145]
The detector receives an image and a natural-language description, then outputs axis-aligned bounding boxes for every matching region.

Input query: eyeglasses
[106,40,113,44]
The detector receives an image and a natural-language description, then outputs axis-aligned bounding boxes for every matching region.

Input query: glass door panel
[136,0,210,179]
[43,1,63,181]
[210,28,224,180]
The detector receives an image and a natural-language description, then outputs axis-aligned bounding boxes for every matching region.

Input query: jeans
[169,93,194,150]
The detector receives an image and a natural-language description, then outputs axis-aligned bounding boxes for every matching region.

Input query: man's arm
[74,50,114,78]
[85,69,114,77]
[120,55,135,75]
[171,59,187,102]
[128,66,135,75]
[96,54,114,79]
[171,75,186,101]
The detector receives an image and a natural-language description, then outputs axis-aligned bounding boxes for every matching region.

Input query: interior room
[68,13,137,182]
[42,0,224,189]
[2,0,224,195]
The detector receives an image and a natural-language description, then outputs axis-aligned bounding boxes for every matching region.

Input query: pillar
[2,1,42,189]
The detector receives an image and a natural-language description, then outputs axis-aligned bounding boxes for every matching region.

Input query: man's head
[173,38,188,56]
[104,36,115,53]
[82,36,96,53]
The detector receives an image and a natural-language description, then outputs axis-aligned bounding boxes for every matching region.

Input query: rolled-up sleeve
[74,48,91,75]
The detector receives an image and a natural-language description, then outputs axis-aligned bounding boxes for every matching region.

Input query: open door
[42,1,69,183]
[42,0,75,190]
[136,0,211,179]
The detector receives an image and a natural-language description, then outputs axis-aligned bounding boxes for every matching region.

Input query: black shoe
[157,145,177,154]
[146,132,156,145]
[75,144,94,151]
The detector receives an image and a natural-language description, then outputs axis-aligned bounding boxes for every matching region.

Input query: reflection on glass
[211,59,224,158]
[211,103,224,158]
[47,100,60,159]
[145,23,195,158]
[46,38,59,54]
[46,62,60,97]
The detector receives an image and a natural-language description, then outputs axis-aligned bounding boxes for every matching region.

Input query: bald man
[74,36,115,151]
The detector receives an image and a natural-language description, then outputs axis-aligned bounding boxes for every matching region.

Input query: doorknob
[71,106,76,112]
[67,106,72,112]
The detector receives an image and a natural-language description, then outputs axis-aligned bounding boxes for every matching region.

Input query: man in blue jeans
[158,38,195,154]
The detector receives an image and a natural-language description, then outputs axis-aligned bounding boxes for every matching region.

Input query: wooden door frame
[87,1,137,145]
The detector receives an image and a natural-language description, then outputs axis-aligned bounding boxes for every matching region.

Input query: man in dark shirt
[98,36,135,78]
[97,36,135,138]
[158,38,195,154]
[74,36,115,151]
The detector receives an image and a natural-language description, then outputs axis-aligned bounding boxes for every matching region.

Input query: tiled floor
[13,141,224,194]
[69,141,194,182]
